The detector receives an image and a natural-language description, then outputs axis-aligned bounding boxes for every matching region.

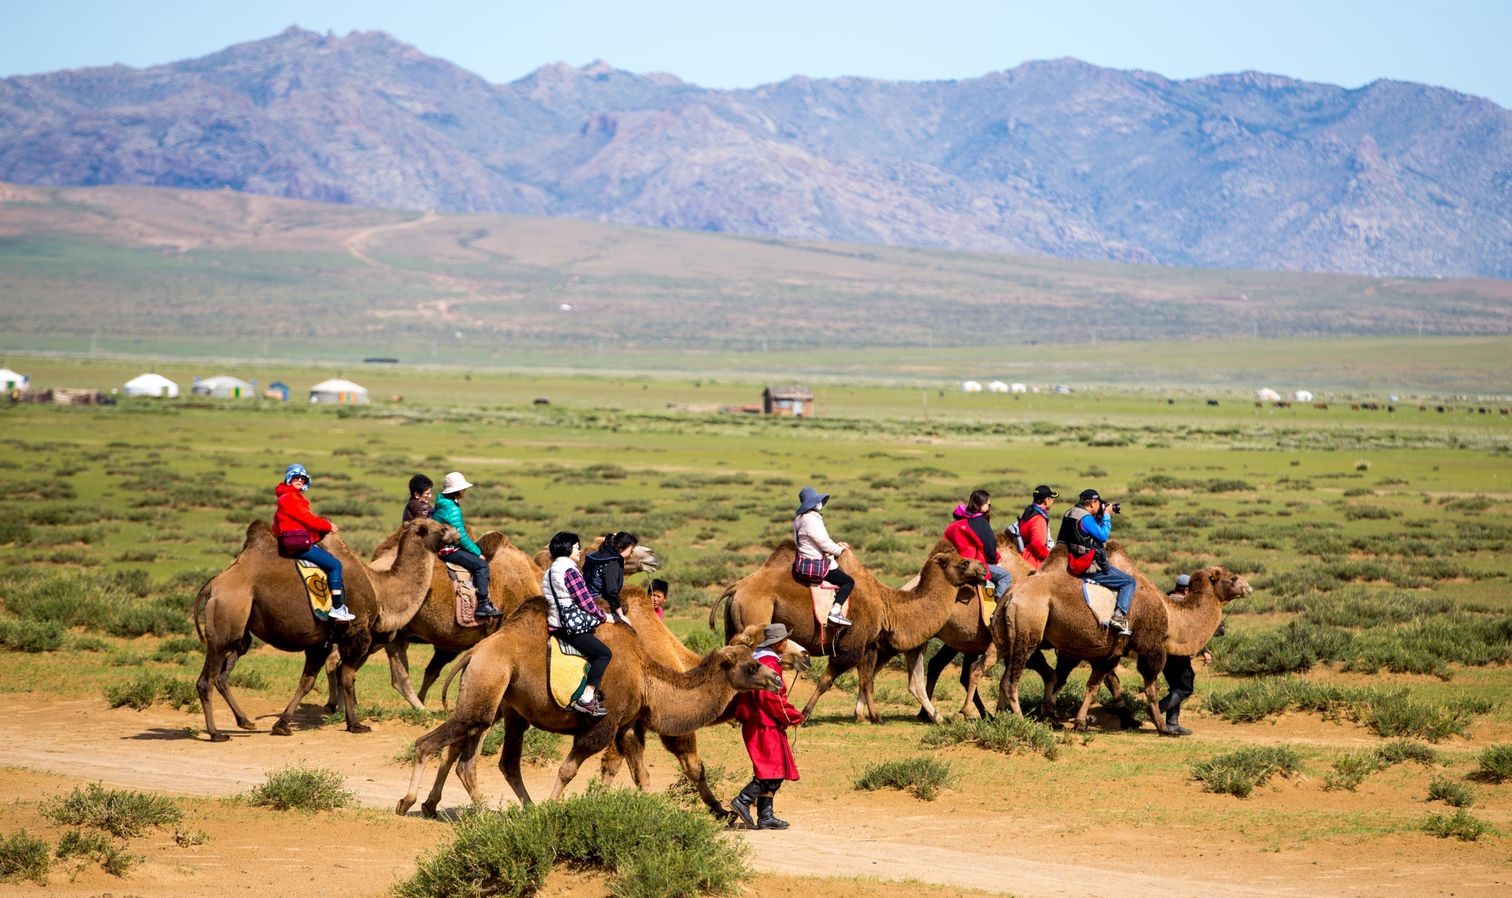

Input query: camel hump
[762,539,798,565]
[476,531,506,560]
[242,520,276,555]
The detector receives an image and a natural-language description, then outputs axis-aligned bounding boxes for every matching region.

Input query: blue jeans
[295,544,345,604]
[987,563,1013,599]
[441,548,490,600]
[1086,565,1135,615]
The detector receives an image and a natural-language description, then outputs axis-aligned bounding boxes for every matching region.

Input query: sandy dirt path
[1,693,1507,898]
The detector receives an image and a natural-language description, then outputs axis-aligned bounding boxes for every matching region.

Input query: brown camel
[710,541,986,723]
[898,535,1035,721]
[995,544,1251,733]
[193,517,456,741]
[394,610,781,818]
[348,533,658,710]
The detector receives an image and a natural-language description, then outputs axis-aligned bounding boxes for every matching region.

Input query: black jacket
[582,547,626,613]
[967,515,999,565]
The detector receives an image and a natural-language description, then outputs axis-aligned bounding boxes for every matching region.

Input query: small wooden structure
[762,385,815,418]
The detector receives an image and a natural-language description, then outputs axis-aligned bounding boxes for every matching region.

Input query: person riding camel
[581,531,637,627]
[542,531,612,716]
[792,486,853,627]
[944,489,1013,599]
[402,473,434,524]
[1058,488,1136,635]
[272,463,354,622]
[430,471,502,618]
[1016,485,1058,570]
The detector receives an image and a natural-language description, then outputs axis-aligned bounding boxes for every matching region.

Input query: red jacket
[1018,506,1050,569]
[944,517,988,564]
[734,653,803,781]
[273,483,333,537]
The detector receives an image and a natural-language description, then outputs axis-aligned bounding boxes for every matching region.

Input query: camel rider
[792,487,854,627]
[581,531,637,627]
[272,464,355,622]
[1016,485,1058,570]
[402,473,434,524]
[543,531,612,717]
[1159,574,1224,737]
[1058,488,1136,635]
[431,471,502,618]
[944,489,1012,599]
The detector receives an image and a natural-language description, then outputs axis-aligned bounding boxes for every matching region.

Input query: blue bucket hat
[795,486,829,515]
[1175,574,1192,588]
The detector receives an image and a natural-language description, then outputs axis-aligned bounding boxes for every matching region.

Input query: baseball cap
[1078,488,1102,502]
[1032,485,1058,501]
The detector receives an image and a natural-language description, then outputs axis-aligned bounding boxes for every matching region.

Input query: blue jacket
[1078,510,1112,543]
[431,495,481,555]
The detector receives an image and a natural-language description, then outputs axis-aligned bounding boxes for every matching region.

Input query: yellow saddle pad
[547,637,589,709]
[1081,581,1117,625]
[295,559,332,620]
[976,585,996,628]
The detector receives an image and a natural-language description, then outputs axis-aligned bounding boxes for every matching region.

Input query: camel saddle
[547,637,588,710]
[444,560,481,628]
[1080,581,1117,627]
[975,585,996,628]
[294,559,333,621]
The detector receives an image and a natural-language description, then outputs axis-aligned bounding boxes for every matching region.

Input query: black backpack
[582,551,615,597]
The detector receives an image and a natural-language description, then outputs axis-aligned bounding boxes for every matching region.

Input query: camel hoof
[420,802,439,820]
[270,721,292,736]
[208,732,231,743]
[323,703,338,715]
[347,722,372,734]
[237,720,258,731]
[1118,715,1142,731]
[1073,720,1090,733]
[395,799,414,816]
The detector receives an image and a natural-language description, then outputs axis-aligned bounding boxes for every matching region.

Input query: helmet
[284,463,310,490]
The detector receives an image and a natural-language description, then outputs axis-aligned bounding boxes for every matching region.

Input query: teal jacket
[432,495,481,555]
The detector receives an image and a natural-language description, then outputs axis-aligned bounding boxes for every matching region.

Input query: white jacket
[794,510,844,560]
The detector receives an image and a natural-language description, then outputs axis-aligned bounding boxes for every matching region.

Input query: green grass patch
[477,723,564,765]
[1205,676,1492,741]
[0,617,66,652]
[1470,744,1512,783]
[55,828,141,878]
[1427,777,1476,808]
[921,713,1062,760]
[854,756,957,800]
[244,764,355,811]
[40,783,182,838]
[103,671,200,711]
[0,830,51,884]
[396,786,748,898]
[1421,809,1493,841]
[1191,746,1302,798]
[1323,740,1435,791]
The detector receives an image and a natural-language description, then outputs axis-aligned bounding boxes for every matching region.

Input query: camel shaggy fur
[193,517,456,741]
[395,611,781,818]
[710,541,986,723]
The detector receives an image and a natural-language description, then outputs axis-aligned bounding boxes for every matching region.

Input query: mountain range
[2,26,1509,279]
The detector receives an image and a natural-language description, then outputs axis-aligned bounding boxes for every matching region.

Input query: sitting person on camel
[1058,488,1136,635]
[792,486,853,627]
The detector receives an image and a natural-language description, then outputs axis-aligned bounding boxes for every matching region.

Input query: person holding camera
[1057,488,1136,635]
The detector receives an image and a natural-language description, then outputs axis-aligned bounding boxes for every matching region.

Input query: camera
[1109,502,1121,514]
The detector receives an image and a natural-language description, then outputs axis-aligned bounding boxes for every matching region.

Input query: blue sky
[5,1,1509,108]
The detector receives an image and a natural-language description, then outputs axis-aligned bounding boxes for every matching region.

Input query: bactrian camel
[710,541,986,723]
[193,517,456,741]
[353,532,659,710]
[995,543,1251,733]
[395,608,781,818]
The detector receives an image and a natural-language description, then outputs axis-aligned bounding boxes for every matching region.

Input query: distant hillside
[1,27,1509,279]
[3,182,1510,356]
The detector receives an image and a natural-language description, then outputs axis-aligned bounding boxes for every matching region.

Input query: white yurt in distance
[192,375,254,399]
[961,380,983,393]
[1009,382,1028,394]
[1293,390,1315,402]
[123,373,179,398]
[986,380,1009,393]
[1255,388,1281,402]
[0,367,28,393]
[309,377,369,405]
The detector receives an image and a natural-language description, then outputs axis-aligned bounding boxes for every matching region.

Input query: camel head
[408,517,460,554]
[929,553,989,589]
[625,544,660,575]
[1200,566,1253,604]
[712,643,785,693]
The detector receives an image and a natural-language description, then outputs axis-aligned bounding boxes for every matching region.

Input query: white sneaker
[826,609,852,627]
[328,605,356,622]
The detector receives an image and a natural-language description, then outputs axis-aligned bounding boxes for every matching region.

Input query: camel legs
[903,647,940,723]
[196,633,255,742]
[381,640,426,710]
[598,744,627,783]
[322,646,342,714]
[853,645,882,723]
[660,733,727,816]
[1072,659,1121,732]
[398,714,488,816]
[548,721,620,800]
[961,644,996,719]
[417,647,459,706]
[496,710,533,806]
[271,647,329,737]
[1135,652,1169,735]
[614,723,651,790]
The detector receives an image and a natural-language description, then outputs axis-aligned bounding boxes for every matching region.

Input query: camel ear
[1209,569,1221,583]
[731,625,763,649]
[715,646,738,669]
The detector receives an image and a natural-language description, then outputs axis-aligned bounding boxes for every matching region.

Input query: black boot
[728,779,760,828]
[474,595,503,618]
[1163,713,1192,736]
[756,794,789,830]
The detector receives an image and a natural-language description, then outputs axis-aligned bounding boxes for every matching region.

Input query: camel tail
[193,576,216,644]
[708,586,734,632]
[440,645,480,710]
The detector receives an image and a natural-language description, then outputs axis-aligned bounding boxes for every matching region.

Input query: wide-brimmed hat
[441,471,474,495]
[796,486,829,515]
[758,623,791,647]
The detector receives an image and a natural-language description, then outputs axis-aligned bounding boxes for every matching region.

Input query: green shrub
[1191,746,1302,798]
[0,617,65,652]
[478,723,564,766]
[228,668,269,690]
[1422,809,1492,841]
[664,763,738,812]
[54,828,139,877]
[41,783,182,838]
[69,634,111,652]
[396,786,748,898]
[1324,751,1384,792]
[1471,744,1512,783]
[107,596,192,637]
[1375,739,1438,766]
[854,756,956,800]
[921,713,1061,760]
[245,764,355,811]
[1427,777,1475,808]
[157,677,201,711]
[1204,677,1492,742]
[104,672,165,710]
[0,830,51,884]
[1358,694,1481,742]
